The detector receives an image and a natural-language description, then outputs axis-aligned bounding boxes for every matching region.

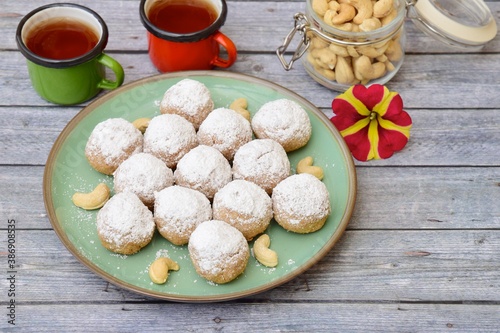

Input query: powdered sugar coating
[96,192,155,255]
[174,145,232,200]
[113,153,174,208]
[154,185,212,246]
[272,173,331,233]
[197,107,252,160]
[252,99,312,152]
[232,139,290,194]
[85,118,143,175]
[160,79,214,129]
[213,179,272,240]
[188,220,249,284]
[143,114,198,169]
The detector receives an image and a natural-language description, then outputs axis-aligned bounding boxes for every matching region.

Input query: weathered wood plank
[2,1,500,54]
[1,166,499,230]
[1,229,499,303]
[2,302,500,333]
[3,51,500,109]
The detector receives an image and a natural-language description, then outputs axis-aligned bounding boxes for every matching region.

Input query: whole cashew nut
[353,55,386,80]
[311,47,337,69]
[360,17,382,32]
[385,39,403,62]
[331,3,356,25]
[350,0,373,25]
[335,56,356,85]
[132,117,150,134]
[297,156,324,180]
[229,98,251,121]
[373,0,393,18]
[253,234,278,268]
[148,257,180,285]
[312,0,329,17]
[72,183,110,210]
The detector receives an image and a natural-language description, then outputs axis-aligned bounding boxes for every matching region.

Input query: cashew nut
[359,17,381,32]
[353,55,386,80]
[385,39,403,62]
[308,0,401,86]
[229,97,251,121]
[331,3,356,25]
[312,0,329,17]
[350,0,373,25]
[296,156,324,180]
[373,0,393,18]
[335,56,356,85]
[328,0,341,11]
[319,68,336,81]
[148,257,180,285]
[132,117,150,134]
[72,183,110,210]
[311,47,337,70]
[253,234,278,268]
[329,44,349,57]
[381,8,398,26]
[331,22,354,31]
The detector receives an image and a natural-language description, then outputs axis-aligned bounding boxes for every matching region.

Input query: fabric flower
[330,84,412,161]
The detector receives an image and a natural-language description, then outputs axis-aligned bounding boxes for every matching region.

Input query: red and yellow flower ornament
[330,84,412,161]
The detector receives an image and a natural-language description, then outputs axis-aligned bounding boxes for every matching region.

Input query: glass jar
[277,0,497,91]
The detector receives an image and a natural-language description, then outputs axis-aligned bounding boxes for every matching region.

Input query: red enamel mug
[139,0,237,72]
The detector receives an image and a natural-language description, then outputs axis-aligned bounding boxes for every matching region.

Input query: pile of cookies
[74,78,331,285]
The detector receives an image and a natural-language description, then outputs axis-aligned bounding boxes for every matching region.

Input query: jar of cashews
[277,0,497,91]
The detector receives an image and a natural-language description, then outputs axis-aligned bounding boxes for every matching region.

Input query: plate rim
[43,70,357,302]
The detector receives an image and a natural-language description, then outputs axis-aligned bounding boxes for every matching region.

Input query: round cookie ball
[160,78,214,129]
[232,139,290,194]
[154,186,212,246]
[113,152,174,208]
[272,173,331,234]
[213,180,272,241]
[143,114,198,169]
[197,107,252,161]
[174,145,232,200]
[251,99,312,152]
[97,192,155,255]
[188,220,249,284]
[85,118,143,175]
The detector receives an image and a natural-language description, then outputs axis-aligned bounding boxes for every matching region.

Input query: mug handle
[96,53,125,90]
[211,31,237,68]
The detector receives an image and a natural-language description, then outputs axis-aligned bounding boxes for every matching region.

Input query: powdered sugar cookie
[154,186,212,246]
[232,139,290,194]
[143,114,198,169]
[272,173,331,234]
[159,79,214,129]
[85,118,143,175]
[174,145,232,200]
[212,180,272,241]
[113,152,174,208]
[197,107,252,160]
[251,99,312,152]
[97,192,155,255]
[188,220,249,284]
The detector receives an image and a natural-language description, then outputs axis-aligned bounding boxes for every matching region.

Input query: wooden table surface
[1,0,500,332]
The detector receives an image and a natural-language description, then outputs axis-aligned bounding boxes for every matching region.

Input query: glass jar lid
[408,0,497,49]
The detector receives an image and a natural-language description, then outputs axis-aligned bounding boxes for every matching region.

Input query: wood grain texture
[0,0,499,331]
[2,303,500,333]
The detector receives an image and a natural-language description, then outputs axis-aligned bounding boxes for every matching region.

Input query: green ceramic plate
[43,71,357,302]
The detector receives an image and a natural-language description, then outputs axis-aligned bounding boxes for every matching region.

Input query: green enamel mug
[16,3,124,105]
